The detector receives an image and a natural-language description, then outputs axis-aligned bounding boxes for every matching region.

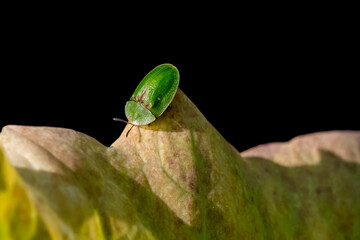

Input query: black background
[1,6,358,152]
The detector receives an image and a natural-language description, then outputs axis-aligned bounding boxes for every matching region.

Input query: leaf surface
[1,89,360,239]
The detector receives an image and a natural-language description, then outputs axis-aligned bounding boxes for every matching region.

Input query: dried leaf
[1,90,360,239]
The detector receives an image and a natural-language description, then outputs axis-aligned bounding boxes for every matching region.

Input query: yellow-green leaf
[1,89,359,239]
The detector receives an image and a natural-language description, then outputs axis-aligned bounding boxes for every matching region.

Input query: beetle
[114,63,180,137]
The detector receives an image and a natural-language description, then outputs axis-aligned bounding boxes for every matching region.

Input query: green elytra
[114,64,179,136]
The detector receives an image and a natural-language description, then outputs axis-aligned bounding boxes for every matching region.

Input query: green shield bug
[114,63,180,137]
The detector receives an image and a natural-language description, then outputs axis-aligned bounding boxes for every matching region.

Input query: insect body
[114,63,179,136]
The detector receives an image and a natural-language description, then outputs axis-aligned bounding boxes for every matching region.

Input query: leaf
[1,89,360,239]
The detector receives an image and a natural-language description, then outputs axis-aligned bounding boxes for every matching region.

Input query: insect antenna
[113,118,129,124]
[113,118,134,137]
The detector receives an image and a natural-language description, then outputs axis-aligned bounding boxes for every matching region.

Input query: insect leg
[126,124,134,137]
[113,118,135,138]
